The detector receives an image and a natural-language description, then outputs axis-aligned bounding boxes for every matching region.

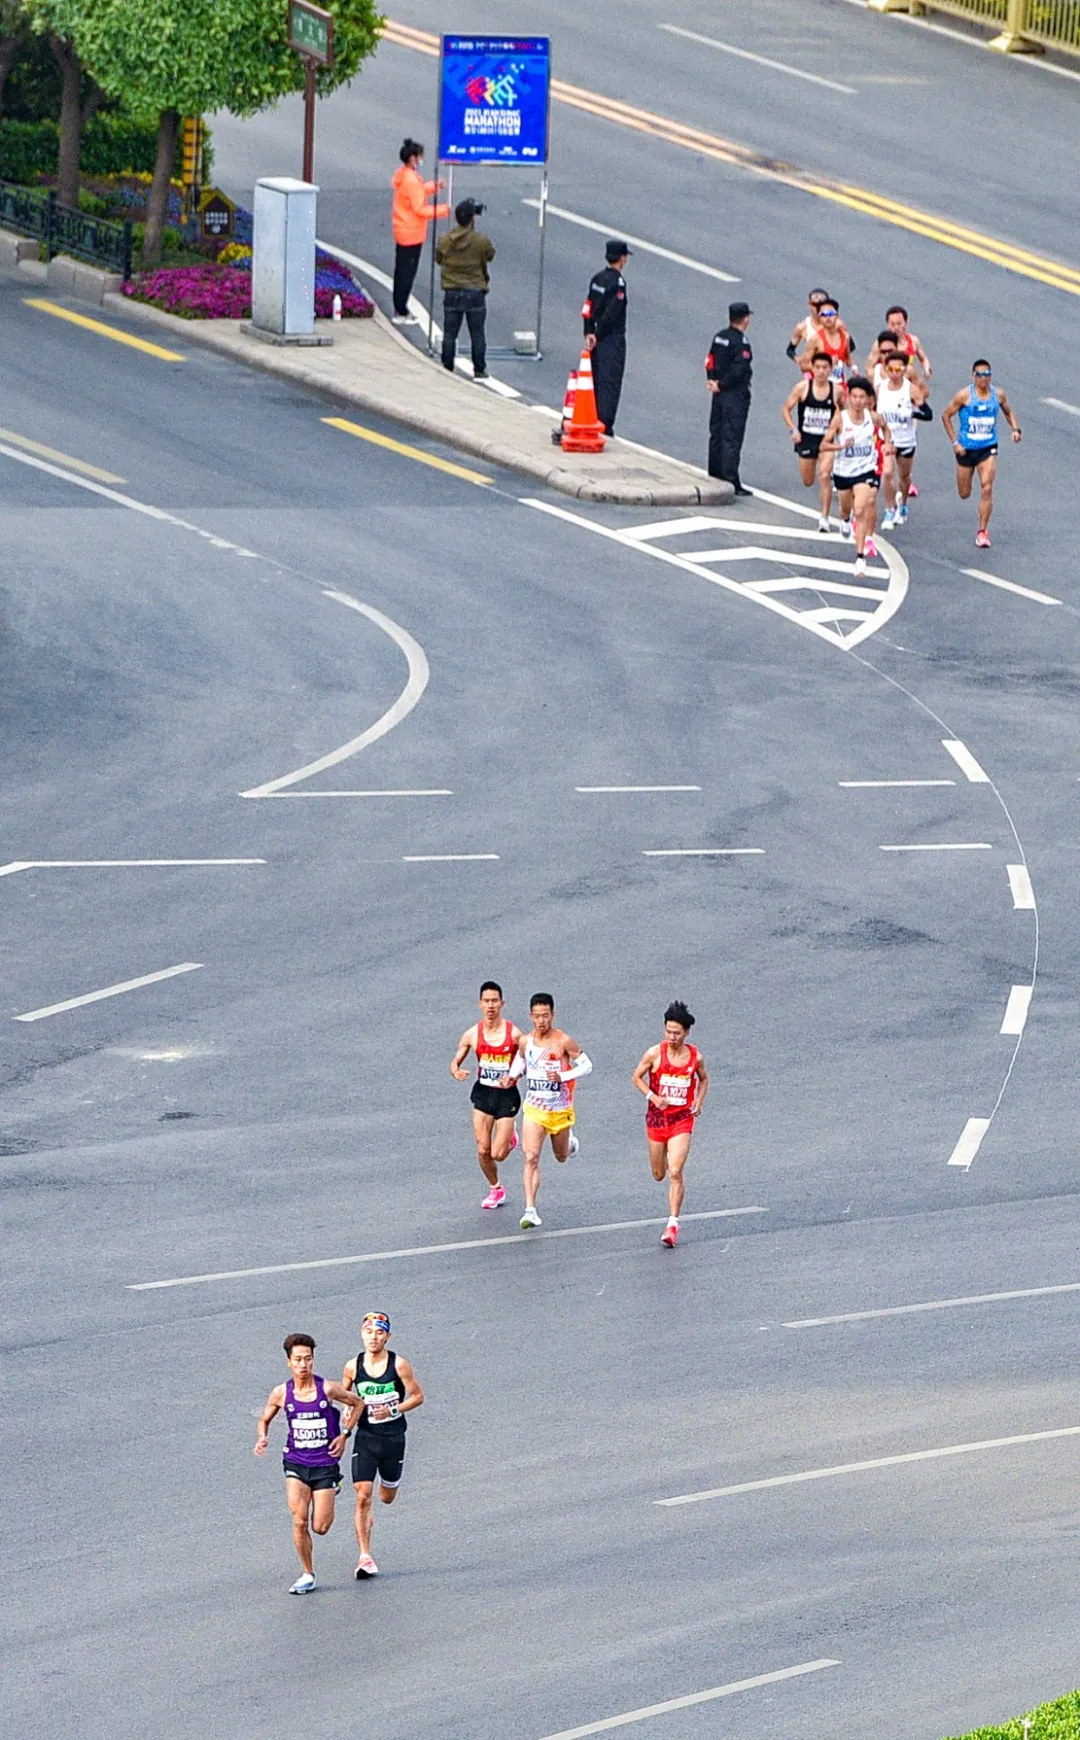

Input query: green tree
[0,3,30,120]
[26,0,382,263]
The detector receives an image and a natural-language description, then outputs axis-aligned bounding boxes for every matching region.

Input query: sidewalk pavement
[98,290,733,507]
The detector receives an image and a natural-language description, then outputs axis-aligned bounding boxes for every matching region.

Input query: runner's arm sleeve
[913,402,933,421]
[560,1051,593,1082]
[508,1051,526,1079]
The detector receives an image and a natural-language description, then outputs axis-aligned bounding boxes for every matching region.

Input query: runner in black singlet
[783,352,841,531]
[341,1313,424,1579]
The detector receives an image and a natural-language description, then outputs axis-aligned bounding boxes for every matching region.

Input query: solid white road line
[879,842,992,852]
[961,567,1062,606]
[1007,863,1036,910]
[126,1206,767,1289]
[254,790,452,798]
[0,859,263,876]
[521,199,739,282]
[576,785,701,793]
[942,738,990,783]
[1001,984,1033,1036]
[1041,396,1080,415]
[839,780,955,788]
[534,1660,840,1740]
[403,853,499,862]
[785,1280,1080,1329]
[660,23,856,93]
[14,962,202,1023]
[0,441,259,556]
[656,1426,1080,1506]
[643,848,764,857]
[241,591,430,798]
[947,1115,992,1169]
[627,515,841,543]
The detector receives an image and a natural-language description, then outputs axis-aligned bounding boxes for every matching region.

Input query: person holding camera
[390,138,448,324]
[435,198,495,380]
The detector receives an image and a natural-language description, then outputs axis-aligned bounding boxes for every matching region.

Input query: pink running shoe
[908,482,918,498]
[481,1184,506,1210]
[354,1554,379,1579]
[661,1220,679,1248]
[865,535,878,559]
[510,1125,519,1151]
[975,529,991,548]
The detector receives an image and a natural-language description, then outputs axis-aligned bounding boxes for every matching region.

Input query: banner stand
[427,34,551,364]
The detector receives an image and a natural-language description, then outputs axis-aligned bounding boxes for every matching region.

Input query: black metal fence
[0,180,133,280]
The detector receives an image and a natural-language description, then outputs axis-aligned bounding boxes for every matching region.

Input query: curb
[99,290,734,508]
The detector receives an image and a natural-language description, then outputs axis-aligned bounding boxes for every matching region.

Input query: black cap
[728,300,752,321]
[605,238,631,262]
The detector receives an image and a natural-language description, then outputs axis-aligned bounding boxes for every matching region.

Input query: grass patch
[943,1691,1080,1739]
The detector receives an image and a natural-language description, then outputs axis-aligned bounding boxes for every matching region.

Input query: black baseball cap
[729,300,753,320]
[605,238,631,262]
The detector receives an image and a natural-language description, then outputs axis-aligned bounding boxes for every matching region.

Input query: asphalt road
[3,6,1080,1737]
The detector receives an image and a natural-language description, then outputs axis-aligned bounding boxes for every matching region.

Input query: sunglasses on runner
[974,368,992,377]
[818,307,838,317]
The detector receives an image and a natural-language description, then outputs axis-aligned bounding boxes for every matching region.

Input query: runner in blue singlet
[942,359,1021,549]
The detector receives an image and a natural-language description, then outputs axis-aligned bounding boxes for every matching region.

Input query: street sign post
[430,35,552,360]
[287,0,334,184]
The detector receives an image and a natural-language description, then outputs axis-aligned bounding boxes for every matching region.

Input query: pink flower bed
[122,262,372,321]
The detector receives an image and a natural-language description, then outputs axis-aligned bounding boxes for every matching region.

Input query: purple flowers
[123,260,373,321]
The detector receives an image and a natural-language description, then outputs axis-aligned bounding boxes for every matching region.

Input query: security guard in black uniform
[706,300,754,495]
[583,240,631,436]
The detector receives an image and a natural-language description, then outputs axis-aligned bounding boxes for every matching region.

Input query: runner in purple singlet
[255,1332,351,1593]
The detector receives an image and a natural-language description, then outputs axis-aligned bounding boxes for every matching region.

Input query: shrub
[943,1691,1080,1740]
[0,117,210,190]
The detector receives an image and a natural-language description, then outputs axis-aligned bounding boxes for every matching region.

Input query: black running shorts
[956,445,997,468]
[794,435,824,459]
[352,1432,406,1489]
[895,445,916,459]
[283,1457,342,1491]
[470,1081,521,1119]
[834,469,880,490]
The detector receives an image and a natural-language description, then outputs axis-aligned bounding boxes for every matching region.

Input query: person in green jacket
[435,198,495,380]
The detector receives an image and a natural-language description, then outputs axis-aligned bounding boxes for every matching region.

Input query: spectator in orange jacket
[391,138,448,324]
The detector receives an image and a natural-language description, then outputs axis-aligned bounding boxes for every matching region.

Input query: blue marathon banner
[439,36,551,164]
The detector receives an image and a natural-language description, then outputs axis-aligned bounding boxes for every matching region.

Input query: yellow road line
[322,417,492,483]
[24,299,186,360]
[0,424,125,483]
[382,19,1080,298]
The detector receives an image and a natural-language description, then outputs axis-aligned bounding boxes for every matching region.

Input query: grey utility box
[249,177,327,344]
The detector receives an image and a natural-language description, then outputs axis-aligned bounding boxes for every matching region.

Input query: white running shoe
[390,314,417,326]
[290,1572,317,1594]
[817,515,830,533]
[567,1132,580,1158]
[898,504,909,525]
[354,1554,379,1579]
[894,489,903,510]
[854,555,867,579]
[840,516,852,541]
[881,509,896,531]
[520,1206,542,1229]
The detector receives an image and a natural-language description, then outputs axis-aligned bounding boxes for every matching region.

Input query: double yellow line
[383,18,1080,298]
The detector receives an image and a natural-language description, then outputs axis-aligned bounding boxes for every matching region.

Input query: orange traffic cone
[551,365,577,446]
[561,347,606,452]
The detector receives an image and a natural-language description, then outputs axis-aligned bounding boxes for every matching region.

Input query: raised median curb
[96,288,733,507]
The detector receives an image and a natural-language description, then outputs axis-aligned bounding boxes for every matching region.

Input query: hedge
[0,115,185,185]
[943,1691,1080,1739]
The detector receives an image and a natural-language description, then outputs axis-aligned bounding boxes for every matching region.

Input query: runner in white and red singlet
[450,981,521,1209]
[632,1001,709,1249]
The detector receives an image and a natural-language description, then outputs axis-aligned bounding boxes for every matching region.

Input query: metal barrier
[868,0,1080,54]
[0,179,133,279]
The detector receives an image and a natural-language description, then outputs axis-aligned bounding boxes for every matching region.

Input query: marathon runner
[505,993,592,1229]
[341,1313,423,1580]
[782,352,841,531]
[451,980,521,1210]
[942,360,1021,548]
[632,1001,708,1248]
[787,287,831,371]
[866,305,932,381]
[876,351,930,530]
[254,1333,349,1594]
[822,376,894,579]
[812,300,855,384]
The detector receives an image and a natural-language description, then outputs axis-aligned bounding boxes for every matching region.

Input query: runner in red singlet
[450,981,520,1210]
[632,1001,709,1249]
[813,301,855,385]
